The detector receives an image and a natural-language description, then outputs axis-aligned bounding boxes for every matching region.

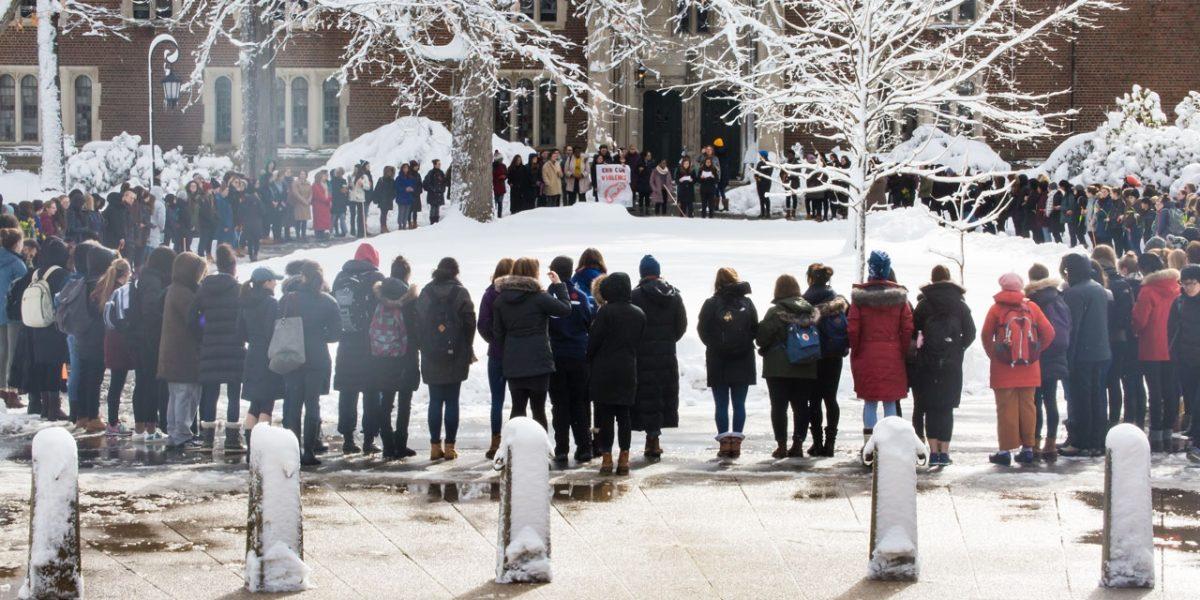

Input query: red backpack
[993,302,1042,366]
[368,303,408,358]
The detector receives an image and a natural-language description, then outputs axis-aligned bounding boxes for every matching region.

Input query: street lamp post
[147,33,181,188]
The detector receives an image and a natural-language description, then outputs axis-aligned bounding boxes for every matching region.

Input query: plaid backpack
[368,303,408,358]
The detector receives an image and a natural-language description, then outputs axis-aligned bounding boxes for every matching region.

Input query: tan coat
[290,179,313,221]
[563,155,591,194]
[542,160,564,197]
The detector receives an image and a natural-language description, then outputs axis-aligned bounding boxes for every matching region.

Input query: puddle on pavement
[1074,488,1200,555]
[0,565,18,579]
[793,481,842,500]
[336,480,627,504]
[86,521,195,554]
[3,435,246,468]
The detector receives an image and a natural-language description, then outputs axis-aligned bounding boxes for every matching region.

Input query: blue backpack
[817,311,850,357]
[785,323,823,365]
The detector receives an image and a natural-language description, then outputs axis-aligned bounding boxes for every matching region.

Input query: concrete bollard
[494,417,553,584]
[863,416,927,582]
[1101,423,1154,588]
[245,423,310,593]
[20,427,82,599]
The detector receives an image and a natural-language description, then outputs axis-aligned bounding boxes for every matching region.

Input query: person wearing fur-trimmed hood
[802,263,848,457]
[848,251,914,452]
[1131,252,1180,453]
[756,274,819,459]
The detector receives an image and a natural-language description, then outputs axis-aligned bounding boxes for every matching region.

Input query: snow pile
[882,125,1011,174]
[0,170,42,203]
[64,132,233,197]
[1039,86,1200,190]
[19,427,81,599]
[318,116,535,178]
[494,416,553,584]
[245,423,310,593]
[863,416,926,581]
[1170,163,1200,196]
[1101,424,1154,589]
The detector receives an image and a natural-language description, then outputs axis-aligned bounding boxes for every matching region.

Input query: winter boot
[717,437,731,458]
[430,442,444,461]
[807,427,824,457]
[443,443,458,460]
[243,430,252,456]
[485,434,502,460]
[343,437,362,455]
[599,453,614,475]
[42,393,68,421]
[616,451,631,475]
[771,442,788,459]
[644,435,662,460]
[1041,436,1058,463]
[822,428,838,457]
[362,436,379,455]
[1032,436,1043,461]
[380,432,397,460]
[730,437,743,459]
[28,392,42,416]
[200,424,217,449]
[1149,430,1165,454]
[224,428,244,453]
[1014,446,1036,464]
[788,437,805,458]
[2,390,23,409]
[860,428,874,465]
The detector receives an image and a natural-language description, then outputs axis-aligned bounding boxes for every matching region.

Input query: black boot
[822,428,837,457]
[343,437,361,454]
[244,430,252,458]
[224,428,244,452]
[362,435,379,455]
[380,432,396,460]
[860,428,873,465]
[27,392,42,416]
[201,427,216,449]
[807,427,824,457]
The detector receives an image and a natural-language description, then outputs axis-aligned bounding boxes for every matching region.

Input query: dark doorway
[700,90,743,179]
[641,90,682,170]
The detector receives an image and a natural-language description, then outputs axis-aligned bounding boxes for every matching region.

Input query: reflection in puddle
[338,480,628,504]
[86,522,195,554]
[1074,488,1200,555]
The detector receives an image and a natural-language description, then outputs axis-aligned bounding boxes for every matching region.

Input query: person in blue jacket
[548,255,595,463]
[394,163,420,231]
[570,247,607,308]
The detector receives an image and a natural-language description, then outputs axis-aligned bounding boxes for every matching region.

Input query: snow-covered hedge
[64,132,233,197]
[881,125,1011,174]
[1039,86,1200,192]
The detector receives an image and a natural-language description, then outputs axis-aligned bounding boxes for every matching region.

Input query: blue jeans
[334,212,348,236]
[862,400,898,429]
[1036,377,1064,442]
[428,383,461,443]
[488,357,506,435]
[396,204,413,227]
[712,385,748,437]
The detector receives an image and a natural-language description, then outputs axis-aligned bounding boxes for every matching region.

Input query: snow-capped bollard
[862,416,927,582]
[493,416,553,584]
[20,427,81,599]
[1101,424,1154,589]
[245,424,311,593]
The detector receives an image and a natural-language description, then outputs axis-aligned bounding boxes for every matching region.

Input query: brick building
[1,0,1198,173]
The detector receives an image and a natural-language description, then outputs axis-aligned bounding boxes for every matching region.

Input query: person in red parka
[1131,252,1181,452]
[312,171,333,239]
[492,153,508,219]
[848,251,914,450]
[981,272,1055,466]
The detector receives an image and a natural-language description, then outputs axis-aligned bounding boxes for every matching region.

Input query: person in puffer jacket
[1024,263,1070,462]
[848,251,913,455]
[547,255,594,463]
[630,255,687,461]
[1058,253,1111,458]
[802,264,847,457]
[755,274,819,459]
[1168,265,1200,462]
[1131,252,1181,453]
[189,244,246,451]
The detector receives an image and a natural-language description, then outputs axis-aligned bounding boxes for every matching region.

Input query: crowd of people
[2,199,1199,470]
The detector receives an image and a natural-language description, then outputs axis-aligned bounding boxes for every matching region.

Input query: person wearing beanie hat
[416,255,477,461]
[1173,264,1200,460]
[1132,256,1181,452]
[981,272,1055,466]
[848,254,913,463]
[545,255,596,463]
[1058,253,1112,458]
[1025,263,1069,462]
[1144,235,1169,252]
[330,242,386,454]
[631,255,687,460]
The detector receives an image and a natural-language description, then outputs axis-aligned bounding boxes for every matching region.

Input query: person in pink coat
[311,171,333,239]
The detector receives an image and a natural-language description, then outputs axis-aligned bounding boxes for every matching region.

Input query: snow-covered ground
[0,170,41,203]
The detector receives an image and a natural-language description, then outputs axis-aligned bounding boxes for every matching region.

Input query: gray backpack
[268,294,306,374]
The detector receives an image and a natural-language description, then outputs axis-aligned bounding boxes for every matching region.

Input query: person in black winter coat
[130,245,175,435]
[630,255,687,459]
[911,266,976,467]
[76,245,117,430]
[493,257,572,431]
[331,243,385,454]
[587,272,646,475]
[376,255,421,459]
[374,166,396,233]
[237,268,284,450]
[366,274,418,460]
[1092,245,1139,426]
[239,191,267,261]
[189,244,246,450]
[547,255,594,463]
[697,268,757,458]
[1168,265,1200,460]
[802,264,847,457]
[102,191,131,251]
[1025,264,1071,462]
[280,261,343,466]
[423,161,449,224]
[416,257,476,460]
[11,237,71,420]
[1059,252,1112,457]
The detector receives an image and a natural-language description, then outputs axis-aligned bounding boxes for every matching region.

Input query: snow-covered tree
[684,0,1117,280]
[928,182,1010,281]
[178,0,655,221]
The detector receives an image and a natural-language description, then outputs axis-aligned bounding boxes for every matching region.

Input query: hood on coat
[717,280,752,298]
[146,246,176,278]
[772,296,818,326]
[591,274,609,304]
[172,253,208,288]
[803,284,836,306]
[598,272,632,303]
[992,289,1028,306]
[1062,253,1094,286]
[373,279,415,308]
[199,272,240,297]
[814,295,848,317]
[496,274,543,304]
[339,259,378,276]
[636,277,679,305]
[1142,268,1180,288]
[1023,278,1062,296]
[850,282,908,307]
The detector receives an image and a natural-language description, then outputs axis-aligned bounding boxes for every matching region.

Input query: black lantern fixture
[162,68,181,109]
[635,64,647,89]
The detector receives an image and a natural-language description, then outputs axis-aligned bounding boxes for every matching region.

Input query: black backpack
[708,298,756,357]
[425,287,465,359]
[333,272,373,335]
[918,311,964,368]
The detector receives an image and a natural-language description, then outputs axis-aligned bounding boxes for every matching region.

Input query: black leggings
[1144,360,1179,433]
[78,359,105,421]
[808,357,842,436]
[509,385,548,430]
[766,377,810,443]
[595,404,631,453]
[132,366,166,425]
[636,192,651,213]
[924,406,954,442]
[106,369,129,425]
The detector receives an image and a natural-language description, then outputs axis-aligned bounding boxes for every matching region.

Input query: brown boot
[616,451,630,475]
[485,434,501,459]
[430,442,444,460]
[730,437,742,459]
[717,437,731,458]
[653,436,663,458]
[643,437,655,460]
[2,390,23,409]
[599,452,614,475]
[443,443,458,460]
[771,442,788,459]
[1041,436,1058,463]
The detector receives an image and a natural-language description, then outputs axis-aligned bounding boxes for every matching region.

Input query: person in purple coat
[477,257,514,459]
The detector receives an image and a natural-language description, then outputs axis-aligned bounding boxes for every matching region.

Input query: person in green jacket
[756,274,820,458]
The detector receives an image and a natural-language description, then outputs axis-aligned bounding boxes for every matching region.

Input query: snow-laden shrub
[881,125,1011,174]
[1040,86,1200,190]
[65,132,232,197]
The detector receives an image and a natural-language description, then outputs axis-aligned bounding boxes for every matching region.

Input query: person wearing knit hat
[331,241,385,454]
[631,254,686,460]
[639,254,661,279]
[1144,235,1169,252]
[1173,264,1200,461]
[1132,252,1181,452]
[867,250,892,281]
[1058,253,1112,458]
[545,255,596,463]
[981,271,1055,466]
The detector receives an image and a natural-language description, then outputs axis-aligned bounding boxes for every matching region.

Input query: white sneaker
[145,431,166,443]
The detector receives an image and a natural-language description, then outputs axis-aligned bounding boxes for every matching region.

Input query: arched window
[0,76,14,142]
[74,75,93,143]
[514,78,534,145]
[494,83,511,140]
[537,80,556,147]
[274,77,286,145]
[322,78,340,145]
[214,76,232,144]
[20,75,37,142]
[290,77,308,145]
